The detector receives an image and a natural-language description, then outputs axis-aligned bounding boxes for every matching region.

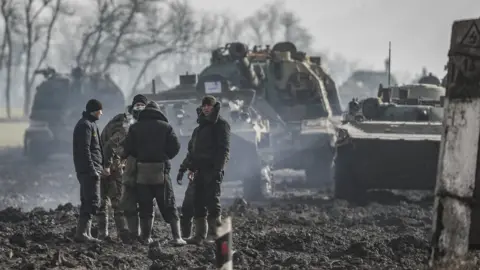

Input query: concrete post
[430,18,480,264]
[215,217,233,270]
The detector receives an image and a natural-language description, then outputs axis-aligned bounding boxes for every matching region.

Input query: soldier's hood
[138,107,169,123]
[109,113,127,124]
[197,101,220,124]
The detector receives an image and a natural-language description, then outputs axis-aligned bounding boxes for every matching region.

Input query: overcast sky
[192,0,480,79]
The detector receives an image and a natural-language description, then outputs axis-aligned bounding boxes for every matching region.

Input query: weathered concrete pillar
[215,217,233,270]
[430,18,480,265]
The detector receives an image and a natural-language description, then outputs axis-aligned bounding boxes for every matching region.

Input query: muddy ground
[0,147,476,269]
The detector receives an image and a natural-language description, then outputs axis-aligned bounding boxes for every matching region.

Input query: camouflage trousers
[120,184,139,218]
[99,171,124,217]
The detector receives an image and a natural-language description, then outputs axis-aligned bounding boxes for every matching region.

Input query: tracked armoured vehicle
[24,67,125,161]
[338,69,398,108]
[146,42,343,199]
[334,83,446,201]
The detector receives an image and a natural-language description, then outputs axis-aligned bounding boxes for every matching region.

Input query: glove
[176,171,184,185]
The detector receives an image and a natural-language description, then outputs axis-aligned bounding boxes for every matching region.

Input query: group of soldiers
[72,94,231,246]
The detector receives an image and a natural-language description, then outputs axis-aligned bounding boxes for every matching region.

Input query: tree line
[0,0,357,118]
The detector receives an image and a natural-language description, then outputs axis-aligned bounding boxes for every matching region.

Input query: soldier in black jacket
[123,101,185,245]
[72,99,106,243]
[179,95,230,245]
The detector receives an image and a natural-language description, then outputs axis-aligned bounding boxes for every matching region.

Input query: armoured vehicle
[334,83,446,201]
[414,68,442,86]
[24,67,125,160]
[338,68,398,108]
[146,42,343,199]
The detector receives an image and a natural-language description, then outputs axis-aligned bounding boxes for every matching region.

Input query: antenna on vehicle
[387,41,392,87]
[152,79,156,94]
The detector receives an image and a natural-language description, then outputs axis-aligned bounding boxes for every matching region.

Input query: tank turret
[197,42,262,96]
[418,72,441,86]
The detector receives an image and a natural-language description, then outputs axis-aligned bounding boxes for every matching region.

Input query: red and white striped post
[215,217,233,270]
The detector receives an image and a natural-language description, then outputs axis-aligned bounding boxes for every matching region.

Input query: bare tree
[17,0,67,116]
[0,0,20,118]
[244,1,312,50]
[127,0,215,96]
[75,0,148,73]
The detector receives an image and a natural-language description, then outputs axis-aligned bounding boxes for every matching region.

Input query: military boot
[97,214,109,240]
[169,219,186,246]
[186,217,207,246]
[114,214,129,241]
[139,218,154,245]
[74,216,101,243]
[180,216,192,239]
[205,216,222,244]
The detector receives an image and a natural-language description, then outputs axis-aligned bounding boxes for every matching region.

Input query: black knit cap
[201,95,216,106]
[86,99,103,113]
[132,94,148,106]
[146,100,160,109]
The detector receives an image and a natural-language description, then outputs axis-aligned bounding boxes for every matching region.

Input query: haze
[192,0,480,80]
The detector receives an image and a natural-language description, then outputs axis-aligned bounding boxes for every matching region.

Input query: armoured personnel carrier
[334,83,446,201]
[338,69,398,108]
[24,67,125,161]
[147,42,343,199]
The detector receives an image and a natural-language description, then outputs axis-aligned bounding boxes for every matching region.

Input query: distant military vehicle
[334,83,446,201]
[24,67,125,161]
[414,67,442,86]
[338,69,398,108]
[146,41,343,199]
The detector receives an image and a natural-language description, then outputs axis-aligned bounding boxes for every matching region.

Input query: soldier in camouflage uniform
[98,111,130,240]
[119,94,149,240]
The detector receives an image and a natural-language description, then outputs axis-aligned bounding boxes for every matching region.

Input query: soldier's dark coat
[73,112,103,175]
[181,102,230,172]
[123,105,180,222]
[123,107,179,163]
[73,111,103,218]
[181,102,230,219]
